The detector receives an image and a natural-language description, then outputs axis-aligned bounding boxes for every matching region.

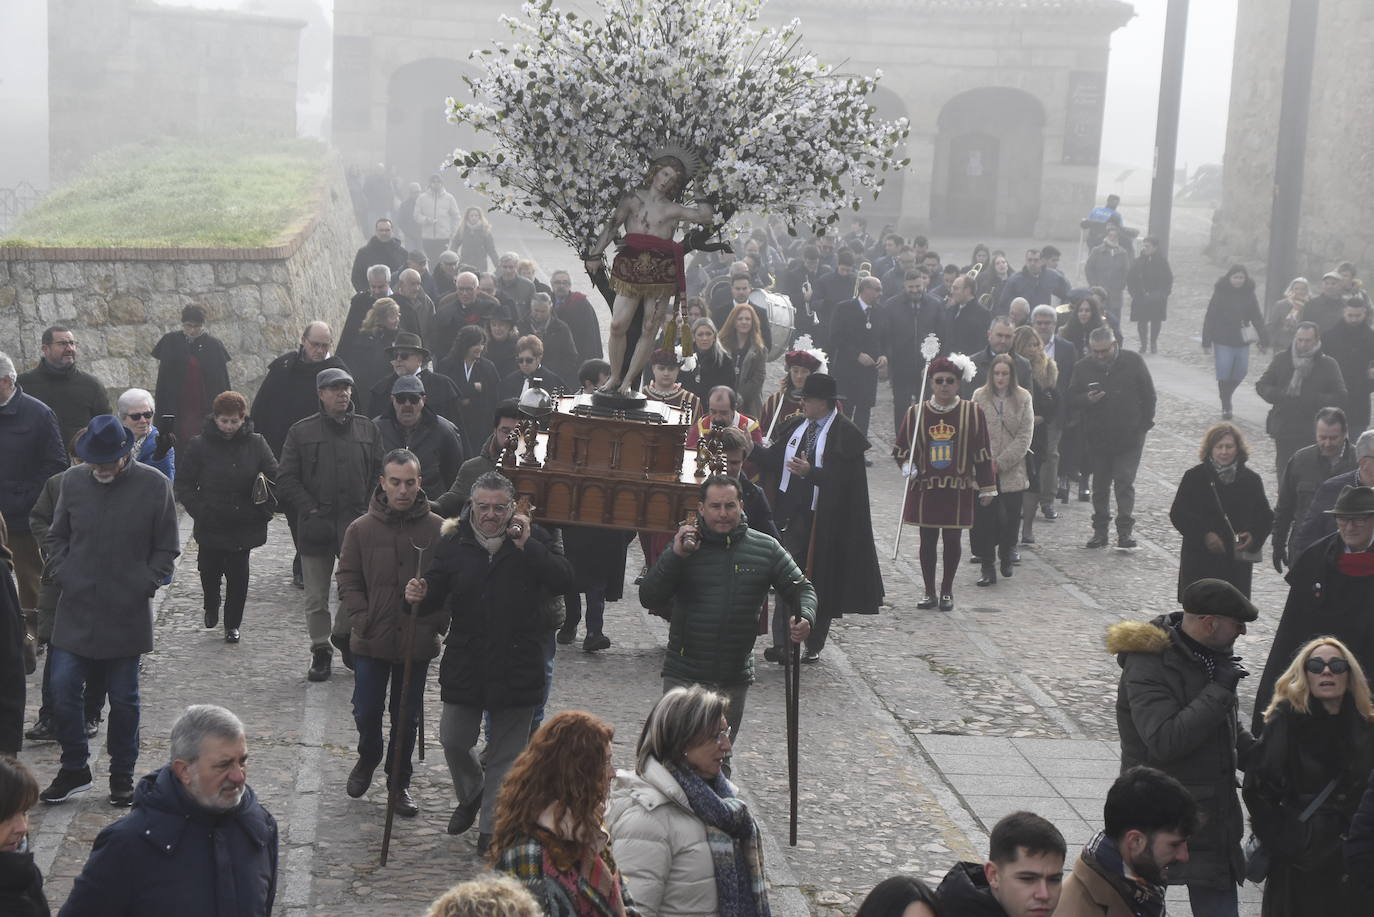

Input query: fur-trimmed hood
[1105,612,1179,657]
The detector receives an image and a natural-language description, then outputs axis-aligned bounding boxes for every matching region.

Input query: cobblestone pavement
[19,204,1279,915]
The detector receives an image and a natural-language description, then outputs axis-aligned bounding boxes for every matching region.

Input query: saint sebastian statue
[583,154,714,394]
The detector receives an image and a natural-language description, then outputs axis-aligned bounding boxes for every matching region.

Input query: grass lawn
[2,137,329,249]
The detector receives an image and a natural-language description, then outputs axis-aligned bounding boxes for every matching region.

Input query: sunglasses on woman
[1305,657,1351,675]
[125,411,154,421]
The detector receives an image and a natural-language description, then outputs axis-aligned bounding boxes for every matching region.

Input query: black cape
[753,411,883,619]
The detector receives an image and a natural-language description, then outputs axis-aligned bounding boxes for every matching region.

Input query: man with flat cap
[1254,484,1374,733]
[278,367,384,682]
[1104,577,1257,917]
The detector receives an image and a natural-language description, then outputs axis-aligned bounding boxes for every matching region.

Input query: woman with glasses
[1244,636,1374,916]
[117,388,174,479]
[609,686,771,917]
[893,356,995,611]
[1169,422,1272,602]
[499,335,567,401]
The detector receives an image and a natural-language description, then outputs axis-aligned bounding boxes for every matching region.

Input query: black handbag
[1243,776,1338,883]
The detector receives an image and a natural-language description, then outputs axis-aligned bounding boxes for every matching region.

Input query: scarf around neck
[1288,341,1321,396]
[666,761,769,917]
[1082,832,1167,917]
[1209,457,1238,485]
[467,513,507,554]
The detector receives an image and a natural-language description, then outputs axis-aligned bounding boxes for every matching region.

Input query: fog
[0,0,1236,201]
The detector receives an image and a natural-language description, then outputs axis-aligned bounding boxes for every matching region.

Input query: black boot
[976,562,997,587]
[1000,553,1014,578]
[1218,381,1232,419]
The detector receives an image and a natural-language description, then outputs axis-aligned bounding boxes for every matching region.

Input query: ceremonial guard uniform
[894,356,995,610]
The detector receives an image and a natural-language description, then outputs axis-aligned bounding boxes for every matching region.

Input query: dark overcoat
[420,514,574,709]
[1253,533,1374,733]
[249,350,349,457]
[1168,461,1273,602]
[58,766,277,917]
[1243,699,1374,915]
[150,331,232,441]
[173,416,278,552]
[1126,251,1174,323]
[753,412,883,620]
[1108,613,1255,890]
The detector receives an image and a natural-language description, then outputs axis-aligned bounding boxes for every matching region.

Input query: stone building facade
[47,0,303,182]
[1213,0,1374,278]
[0,161,359,402]
[332,0,1130,239]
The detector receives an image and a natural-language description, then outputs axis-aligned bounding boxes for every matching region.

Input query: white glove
[902,462,917,478]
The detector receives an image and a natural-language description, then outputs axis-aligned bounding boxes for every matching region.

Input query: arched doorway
[931,87,1045,236]
[385,59,483,191]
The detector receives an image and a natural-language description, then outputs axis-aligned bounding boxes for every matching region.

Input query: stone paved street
[19,204,1286,914]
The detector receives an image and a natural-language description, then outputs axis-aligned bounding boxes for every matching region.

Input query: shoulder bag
[1209,479,1263,564]
[1244,776,1338,882]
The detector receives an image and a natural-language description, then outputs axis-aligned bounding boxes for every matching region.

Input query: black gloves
[153,427,176,461]
[1214,655,1249,691]
[1272,543,1286,574]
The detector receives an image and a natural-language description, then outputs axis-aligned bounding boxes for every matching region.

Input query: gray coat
[49,461,179,659]
[277,411,384,557]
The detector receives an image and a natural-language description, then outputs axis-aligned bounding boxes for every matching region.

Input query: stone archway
[385,58,482,190]
[931,87,1045,236]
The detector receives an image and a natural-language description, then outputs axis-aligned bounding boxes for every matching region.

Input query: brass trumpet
[854,260,872,298]
[966,261,984,283]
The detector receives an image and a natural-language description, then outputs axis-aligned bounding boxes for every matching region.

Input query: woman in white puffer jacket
[607,686,772,917]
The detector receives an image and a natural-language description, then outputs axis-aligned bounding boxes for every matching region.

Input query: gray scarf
[1210,458,1238,485]
[1288,341,1321,396]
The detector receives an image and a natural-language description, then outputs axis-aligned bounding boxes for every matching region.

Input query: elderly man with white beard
[58,705,279,916]
[39,415,179,809]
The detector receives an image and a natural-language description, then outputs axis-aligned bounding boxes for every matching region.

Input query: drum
[750,289,796,361]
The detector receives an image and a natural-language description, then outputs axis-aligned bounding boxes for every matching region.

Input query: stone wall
[1213,0,1374,277]
[0,158,360,403]
[48,0,303,182]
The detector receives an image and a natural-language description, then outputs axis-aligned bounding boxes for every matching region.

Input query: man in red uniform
[894,356,995,610]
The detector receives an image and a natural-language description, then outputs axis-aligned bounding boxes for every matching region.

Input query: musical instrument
[750,289,796,361]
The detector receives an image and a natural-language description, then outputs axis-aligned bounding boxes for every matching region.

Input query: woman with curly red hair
[490,711,634,917]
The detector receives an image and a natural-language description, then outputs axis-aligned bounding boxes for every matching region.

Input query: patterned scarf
[667,762,770,917]
[1081,832,1167,917]
[1287,340,1321,396]
[1209,457,1238,485]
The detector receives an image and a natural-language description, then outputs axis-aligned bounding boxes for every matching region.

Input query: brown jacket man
[1055,855,1136,917]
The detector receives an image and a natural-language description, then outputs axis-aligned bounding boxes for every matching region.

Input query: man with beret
[1255,484,1374,733]
[278,367,384,682]
[1104,578,1257,917]
[40,415,180,806]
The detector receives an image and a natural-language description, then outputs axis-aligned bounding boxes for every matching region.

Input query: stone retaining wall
[0,156,359,403]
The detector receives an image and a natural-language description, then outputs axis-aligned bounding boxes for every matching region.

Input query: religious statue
[583,152,715,394]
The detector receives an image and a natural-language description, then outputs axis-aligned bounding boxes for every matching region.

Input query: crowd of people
[4,186,1374,916]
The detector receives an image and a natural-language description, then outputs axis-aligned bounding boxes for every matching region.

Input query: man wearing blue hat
[40,414,180,807]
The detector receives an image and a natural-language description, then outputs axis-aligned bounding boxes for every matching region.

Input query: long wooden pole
[380,537,431,867]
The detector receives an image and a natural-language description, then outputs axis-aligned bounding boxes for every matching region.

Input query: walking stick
[783,512,819,847]
[892,334,941,560]
[380,535,433,867]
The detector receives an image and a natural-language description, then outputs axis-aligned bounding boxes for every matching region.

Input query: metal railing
[0,181,46,234]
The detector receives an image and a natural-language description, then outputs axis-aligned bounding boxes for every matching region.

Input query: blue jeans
[50,648,140,775]
[351,654,427,790]
[1213,343,1250,382]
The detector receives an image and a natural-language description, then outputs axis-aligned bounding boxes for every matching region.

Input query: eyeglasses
[1306,657,1351,675]
[931,377,958,385]
[125,411,154,420]
[393,393,422,405]
[474,502,510,515]
[516,357,538,365]
[393,351,417,360]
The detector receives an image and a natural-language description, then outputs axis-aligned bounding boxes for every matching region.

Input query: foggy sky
[0,0,1237,195]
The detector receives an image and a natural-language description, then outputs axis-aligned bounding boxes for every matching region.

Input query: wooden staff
[380,535,432,867]
[783,456,821,847]
[893,334,941,560]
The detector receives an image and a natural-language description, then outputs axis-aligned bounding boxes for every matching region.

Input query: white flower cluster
[447,0,909,253]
